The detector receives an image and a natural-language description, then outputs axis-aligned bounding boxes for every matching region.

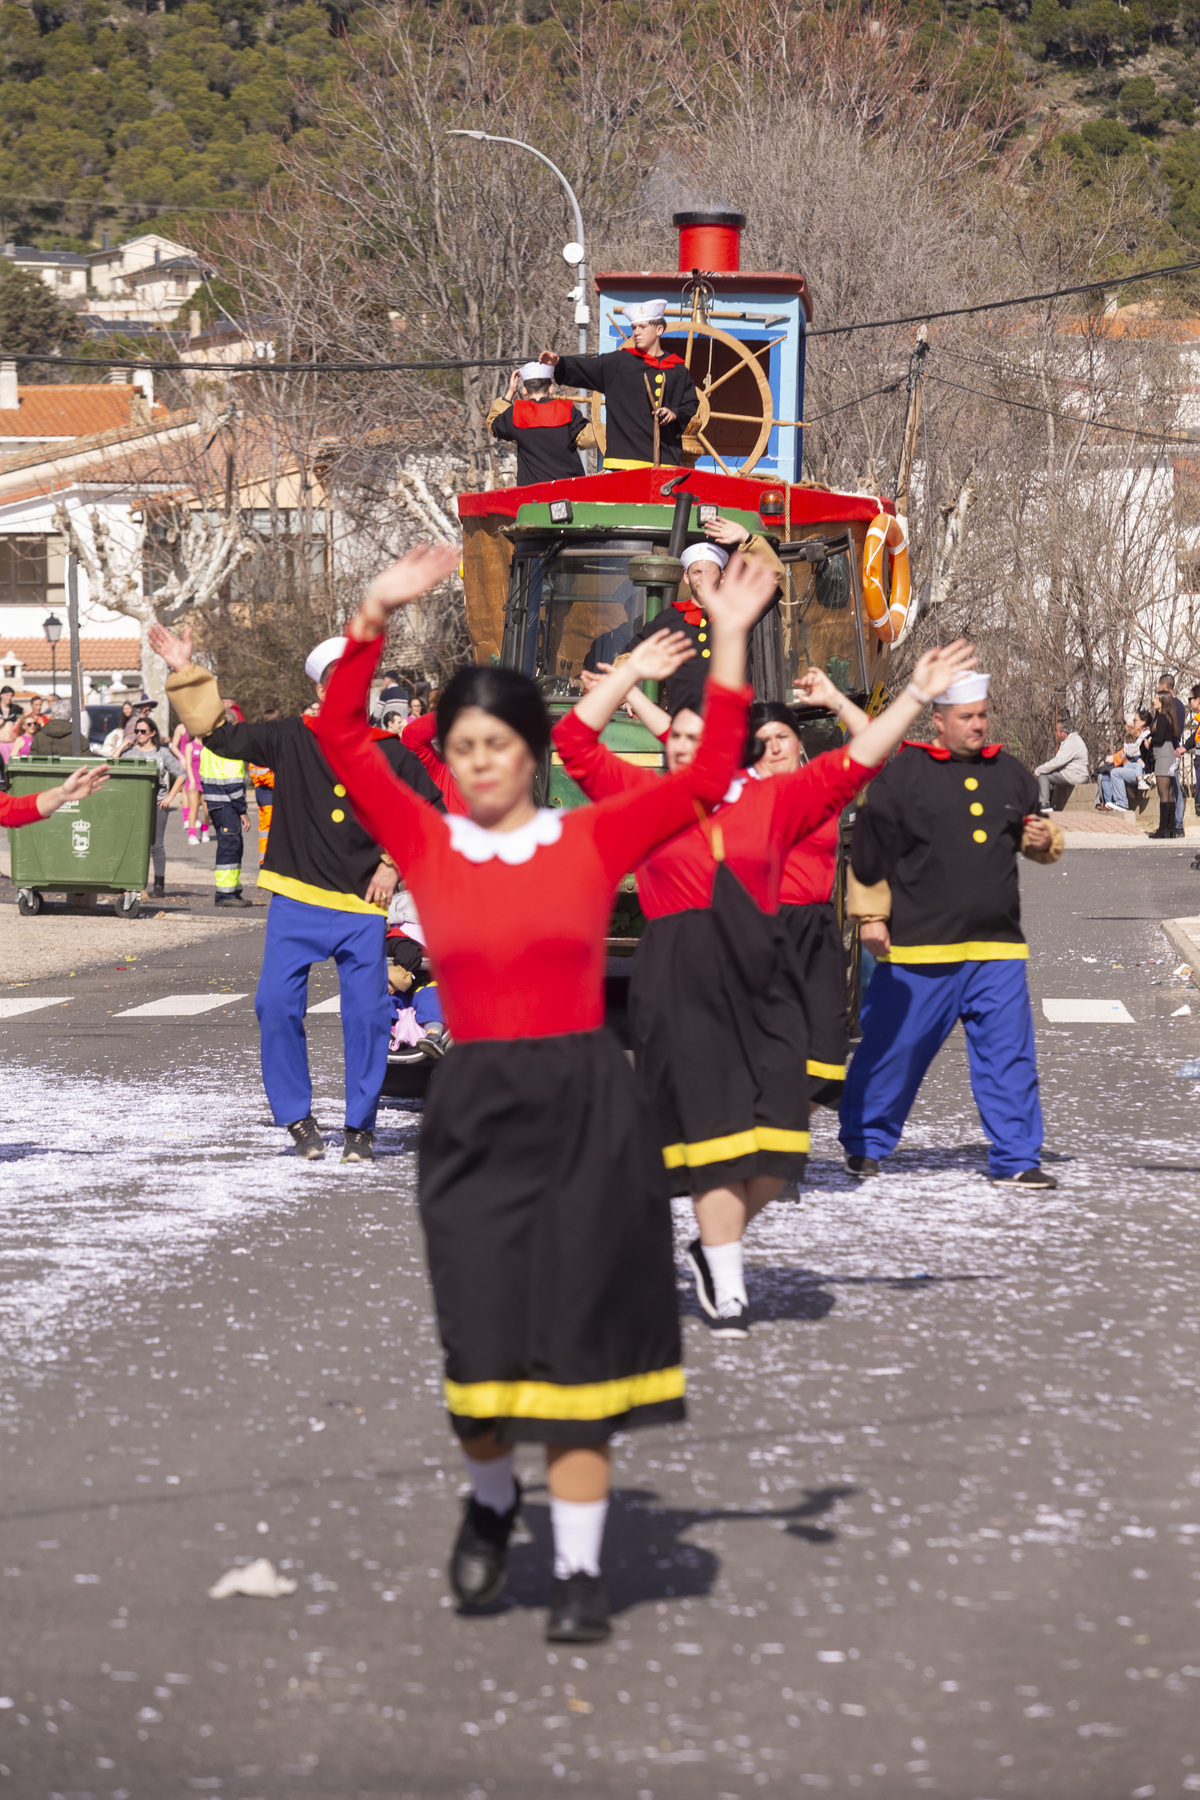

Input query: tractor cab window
[778,533,869,700]
[502,538,647,690]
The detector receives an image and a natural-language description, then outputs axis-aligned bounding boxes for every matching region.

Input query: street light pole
[42,610,63,703]
[446,130,590,356]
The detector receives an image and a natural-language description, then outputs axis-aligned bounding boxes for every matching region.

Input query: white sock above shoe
[551,1495,608,1579]
[463,1447,516,1516]
[703,1238,747,1310]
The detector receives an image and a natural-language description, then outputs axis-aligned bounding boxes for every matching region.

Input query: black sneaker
[419,1024,452,1060]
[342,1127,373,1163]
[844,1153,881,1179]
[287,1116,325,1160]
[990,1167,1058,1189]
[684,1239,718,1319]
[545,1571,610,1643]
[449,1482,522,1607]
[710,1298,750,1339]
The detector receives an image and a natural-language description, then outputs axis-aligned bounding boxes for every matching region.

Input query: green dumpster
[5,756,159,918]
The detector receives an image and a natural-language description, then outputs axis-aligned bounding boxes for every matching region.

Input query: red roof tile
[0,637,142,672]
[0,385,166,441]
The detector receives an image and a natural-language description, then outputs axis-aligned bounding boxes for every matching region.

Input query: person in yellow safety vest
[200,706,252,907]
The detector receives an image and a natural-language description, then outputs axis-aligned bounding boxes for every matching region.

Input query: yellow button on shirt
[331,809,345,823]
[964,777,979,790]
[970,802,983,816]
[334,783,347,797]
[972,829,986,843]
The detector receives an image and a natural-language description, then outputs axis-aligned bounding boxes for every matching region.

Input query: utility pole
[893,326,929,519]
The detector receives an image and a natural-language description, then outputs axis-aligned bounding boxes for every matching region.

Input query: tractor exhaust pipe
[672,209,746,274]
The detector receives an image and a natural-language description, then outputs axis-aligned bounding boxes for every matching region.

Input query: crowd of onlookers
[1033,672,1200,842]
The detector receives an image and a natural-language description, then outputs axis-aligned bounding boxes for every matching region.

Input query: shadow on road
[480,1482,857,1617]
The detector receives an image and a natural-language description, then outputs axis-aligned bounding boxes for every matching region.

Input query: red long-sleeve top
[778,807,840,906]
[314,634,750,1042]
[0,792,42,829]
[552,710,877,916]
[400,711,468,815]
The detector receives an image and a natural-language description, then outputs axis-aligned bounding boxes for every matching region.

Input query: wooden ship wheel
[589,302,785,477]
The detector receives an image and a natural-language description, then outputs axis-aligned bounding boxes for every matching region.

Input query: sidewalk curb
[1161,916,1200,977]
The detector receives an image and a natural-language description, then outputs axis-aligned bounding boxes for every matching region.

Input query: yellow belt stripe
[603,457,654,471]
[885,941,1028,964]
[259,870,385,915]
[807,1059,846,1080]
[662,1125,810,1169]
[444,1366,685,1421]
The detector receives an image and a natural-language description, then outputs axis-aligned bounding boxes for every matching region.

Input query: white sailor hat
[933,671,991,705]
[680,542,729,572]
[305,635,348,684]
[627,299,667,325]
[519,361,550,382]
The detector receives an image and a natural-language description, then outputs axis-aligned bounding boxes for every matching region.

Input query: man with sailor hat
[539,300,699,470]
[147,621,444,1164]
[624,532,786,713]
[840,668,1064,1189]
[487,363,591,487]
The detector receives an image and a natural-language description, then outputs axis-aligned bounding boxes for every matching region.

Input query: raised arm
[794,667,870,737]
[841,640,977,770]
[571,630,695,735]
[400,708,465,812]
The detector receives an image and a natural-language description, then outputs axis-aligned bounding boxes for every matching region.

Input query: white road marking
[1041,998,1134,1024]
[0,996,70,1018]
[307,997,341,1014]
[115,993,248,1018]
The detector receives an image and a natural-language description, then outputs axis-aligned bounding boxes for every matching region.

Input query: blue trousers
[839,959,1043,1176]
[255,893,389,1131]
[207,800,245,893]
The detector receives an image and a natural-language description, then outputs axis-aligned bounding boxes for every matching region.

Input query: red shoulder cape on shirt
[621,344,686,370]
[512,397,575,430]
[901,740,1003,760]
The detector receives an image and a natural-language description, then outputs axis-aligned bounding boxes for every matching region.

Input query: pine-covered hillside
[0,0,349,244]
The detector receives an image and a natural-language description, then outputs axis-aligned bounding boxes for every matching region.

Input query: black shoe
[449,1482,522,1607]
[215,891,253,908]
[419,1024,452,1060]
[545,1571,611,1643]
[287,1116,325,1160]
[844,1153,881,1178]
[684,1239,718,1319]
[151,877,165,898]
[709,1297,750,1339]
[990,1167,1057,1189]
[342,1127,373,1163]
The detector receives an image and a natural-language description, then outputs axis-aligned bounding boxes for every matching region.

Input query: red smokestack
[673,209,746,274]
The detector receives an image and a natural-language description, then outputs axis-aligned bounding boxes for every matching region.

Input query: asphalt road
[2,848,1200,1800]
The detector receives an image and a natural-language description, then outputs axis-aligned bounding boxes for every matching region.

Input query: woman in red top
[313,543,775,1645]
[749,677,872,1108]
[557,605,976,1341]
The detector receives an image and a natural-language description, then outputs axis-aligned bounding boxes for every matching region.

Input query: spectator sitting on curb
[1034,714,1089,814]
[1095,718,1151,812]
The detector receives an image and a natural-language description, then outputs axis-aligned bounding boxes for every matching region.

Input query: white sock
[463,1448,516,1516]
[550,1496,608,1579]
[704,1238,747,1310]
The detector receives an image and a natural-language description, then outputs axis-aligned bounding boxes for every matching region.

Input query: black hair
[436,665,551,759]
[522,376,553,389]
[668,694,765,768]
[1138,707,1153,726]
[749,699,804,738]
[387,934,424,975]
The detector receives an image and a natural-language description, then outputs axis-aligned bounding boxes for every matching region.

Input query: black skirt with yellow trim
[628,908,810,1192]
[778,901,849,1107]
[418,1030,684,1448]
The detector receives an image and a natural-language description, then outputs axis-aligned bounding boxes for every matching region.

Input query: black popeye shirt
[490,396,588,487]
[850,741,1041,962]
[552,345,699,467]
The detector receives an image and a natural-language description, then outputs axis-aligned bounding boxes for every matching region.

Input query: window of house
[0,536,48,603]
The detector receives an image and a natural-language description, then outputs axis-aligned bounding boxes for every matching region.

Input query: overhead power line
[4,254,1200,377]
[926,371,1191,444]
[805,255,1200,339]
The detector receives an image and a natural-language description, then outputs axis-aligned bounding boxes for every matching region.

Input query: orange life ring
[862,512,911,643]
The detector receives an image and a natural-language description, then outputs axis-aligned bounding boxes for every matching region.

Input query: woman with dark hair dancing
[556,596,976,1340]
[748,678,872,1109]
[313,544,774,1644]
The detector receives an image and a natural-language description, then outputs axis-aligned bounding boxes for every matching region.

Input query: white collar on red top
[717,776,748,807]
[444,807,564,865]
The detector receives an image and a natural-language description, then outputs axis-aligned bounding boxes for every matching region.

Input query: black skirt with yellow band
[778,900,849,1108]
[628,908,811,1192]
[418,1030,685,1448]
